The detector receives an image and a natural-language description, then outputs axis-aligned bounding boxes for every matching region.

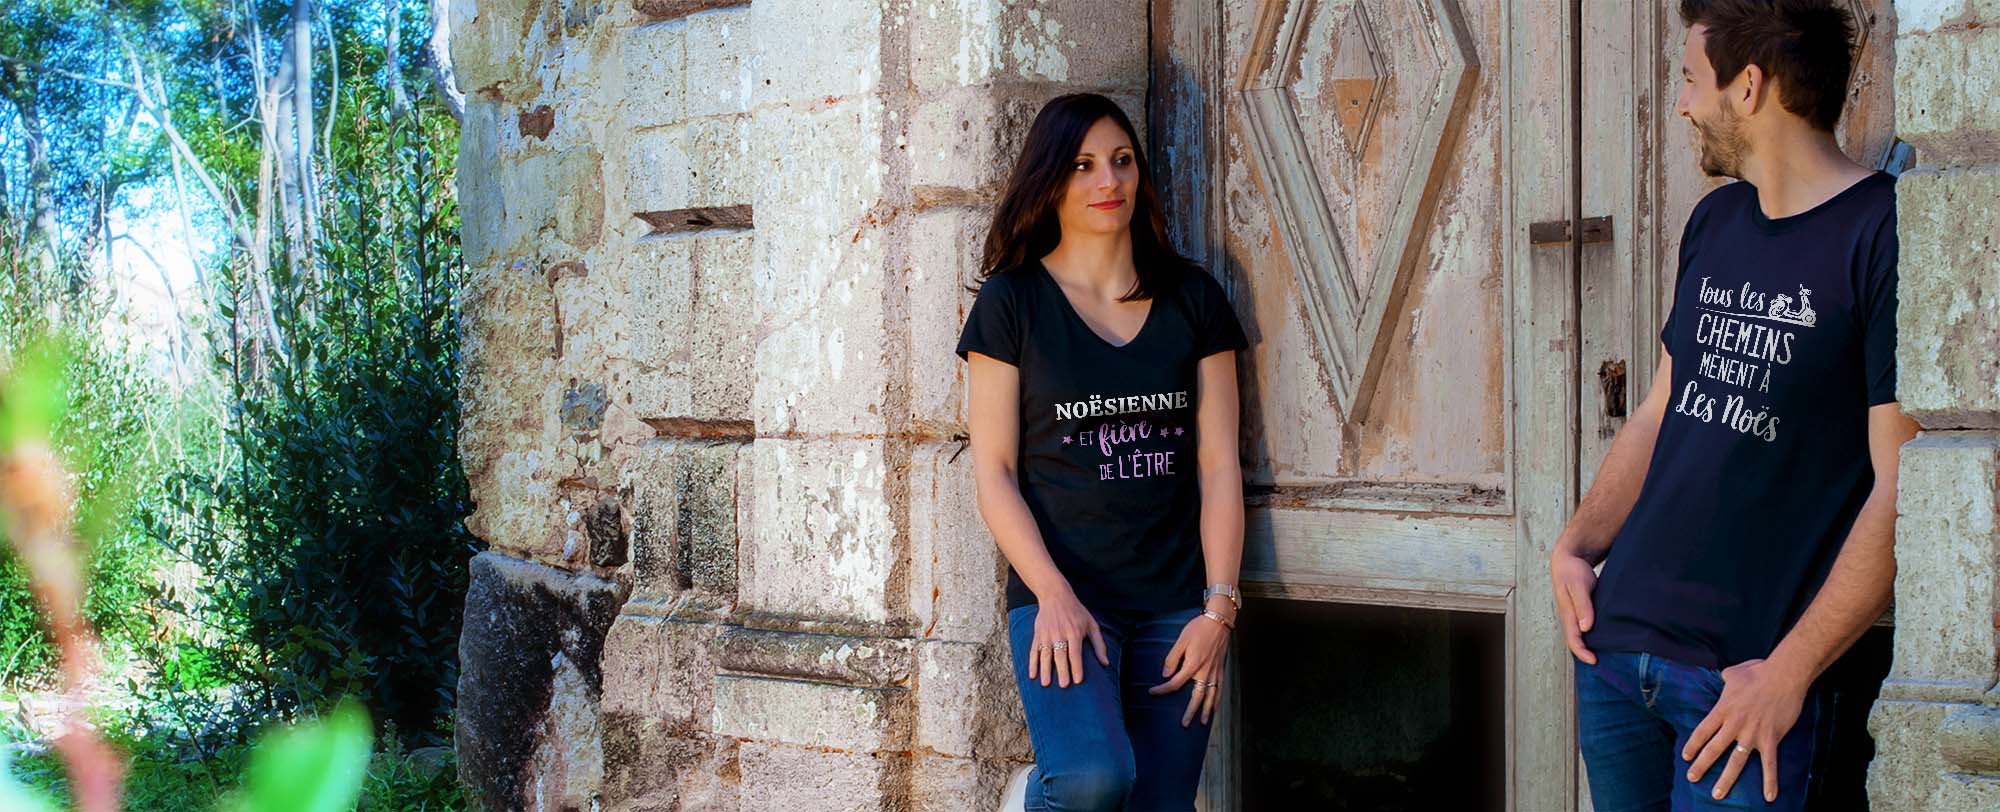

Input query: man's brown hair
[1679,0,1857,132]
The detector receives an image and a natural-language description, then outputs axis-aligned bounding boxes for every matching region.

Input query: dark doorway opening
[1238,599,1505,811]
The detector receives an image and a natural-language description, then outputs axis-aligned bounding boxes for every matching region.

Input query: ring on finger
[1051,640,1070,651]
[1733,743,1749,755]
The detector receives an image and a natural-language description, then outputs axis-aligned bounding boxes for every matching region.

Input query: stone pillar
[446,1,1147,809]
[1867,2,2000,809]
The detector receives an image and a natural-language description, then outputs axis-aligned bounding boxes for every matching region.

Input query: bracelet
[1203,583,1241,612]
[1199,609,1236,630]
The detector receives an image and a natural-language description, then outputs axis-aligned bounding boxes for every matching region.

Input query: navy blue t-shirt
[1586,173,1898,670]
[956,262,1247,614]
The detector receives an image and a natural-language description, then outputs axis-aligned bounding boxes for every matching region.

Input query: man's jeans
[1007,604,1212,811]
[1576,652,1824,812]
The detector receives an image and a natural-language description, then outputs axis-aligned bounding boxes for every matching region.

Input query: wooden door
[1151,0,1579,809]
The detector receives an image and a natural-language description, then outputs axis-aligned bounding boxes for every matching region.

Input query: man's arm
[1681,402,1921,802]
[1551,348,1675,664]
[1762,402,1919,678]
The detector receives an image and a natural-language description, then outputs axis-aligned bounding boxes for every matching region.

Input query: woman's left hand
[1148,601,1233,726]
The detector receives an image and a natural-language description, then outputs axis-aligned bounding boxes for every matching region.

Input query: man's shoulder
[1692,179,1757,219]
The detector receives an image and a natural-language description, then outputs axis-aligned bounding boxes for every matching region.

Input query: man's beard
[1692,104,1748,179]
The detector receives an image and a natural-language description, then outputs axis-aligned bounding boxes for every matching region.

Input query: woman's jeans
[1007,604,1213,811]
[1576,652,1824,812]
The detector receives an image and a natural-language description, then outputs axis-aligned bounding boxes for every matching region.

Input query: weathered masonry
[445,0,2000,809]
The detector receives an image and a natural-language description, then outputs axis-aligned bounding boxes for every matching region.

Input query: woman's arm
[966,352,1108,687]
[1195,351,1244,618]
[1150,350,1244,726]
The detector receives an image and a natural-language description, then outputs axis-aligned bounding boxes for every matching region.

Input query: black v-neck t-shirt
[1586,173,1898,670]
[956,263,1248,613]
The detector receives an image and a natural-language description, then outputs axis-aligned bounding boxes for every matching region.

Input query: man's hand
[1681,658,1810,803]
[1551,548,1600,665]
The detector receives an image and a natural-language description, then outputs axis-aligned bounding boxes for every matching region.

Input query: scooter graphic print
[1767,285,1817,327]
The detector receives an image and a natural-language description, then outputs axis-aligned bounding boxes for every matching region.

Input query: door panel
[1224,0,1504,489]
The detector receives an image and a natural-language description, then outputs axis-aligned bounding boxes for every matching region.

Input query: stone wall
[446,1,1147,808]
[1867,1,2000,809]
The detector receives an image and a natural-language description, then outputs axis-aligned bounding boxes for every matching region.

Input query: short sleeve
[1192,269,1249,358]
[956,273,1022,365]
[1861,210,1899,406]
[1662,190,1719,350]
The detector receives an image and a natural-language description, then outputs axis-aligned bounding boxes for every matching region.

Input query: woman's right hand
[1029,588,1110,688]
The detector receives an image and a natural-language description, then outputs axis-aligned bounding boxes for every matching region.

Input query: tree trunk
[8,72,59,275]
[291,0,317,255]
[425,0,463,123]
[386,0,411,117]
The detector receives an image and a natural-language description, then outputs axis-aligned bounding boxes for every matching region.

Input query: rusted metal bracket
[1598,359,1628,419]
[1529,215,1613,246]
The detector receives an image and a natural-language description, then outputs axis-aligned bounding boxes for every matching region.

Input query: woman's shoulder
[1163,262,1228,309]
[975,264,1039,302]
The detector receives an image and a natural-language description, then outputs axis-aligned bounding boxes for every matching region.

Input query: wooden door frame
[1504,0,1582,809]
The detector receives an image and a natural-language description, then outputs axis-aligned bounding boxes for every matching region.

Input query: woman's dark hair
[1680,0,1856,132]
[979,93,1195,301]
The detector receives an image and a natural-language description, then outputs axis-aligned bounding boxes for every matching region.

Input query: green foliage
[0,229,177,689]
[0,747,57,812]
[226,699,371,812]
[7,697,465,811]
[151,82,478,746]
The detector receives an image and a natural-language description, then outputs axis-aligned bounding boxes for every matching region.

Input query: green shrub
[149,87,479,746]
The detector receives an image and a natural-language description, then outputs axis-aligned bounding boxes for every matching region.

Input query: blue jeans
[1007,604,1212,811]
[1577,652,1824,812]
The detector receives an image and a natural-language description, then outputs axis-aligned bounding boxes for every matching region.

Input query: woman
[957,93,1248,812]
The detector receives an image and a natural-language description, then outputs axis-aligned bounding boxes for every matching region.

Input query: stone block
[689,233,756,418]
[1889,431,2000,694]
[624,231,753,423]
[1896,23,2000,165]
[685,7,752,118]
[906,443,1006,643]
[1895,167,2000,428]
[621,21,688,129]
[600,721,740,812]
[905,88,1043,191]
[911,755,1010,812]
[449,0,544,94]
[601,614,723,729]
[459,101,506,267]
[1930,773,2000,811]
[908,0,1150,93]
[686,114,755,209]
[734,743,906,812]
[711,675,910,752]
[747,0,881,105]
[485,146,606,261]
[914,639,1028,760]
[460,258,564,559]
[905,212,982,430]
[626,439,744,597]
[750,98,891,434]
[741,439,899,623]
[551,262,644,437]
[1897,0,2000,35]
[456,553,629,812]
[629,126,695,215]
[626,237,696,416]
[1868,698,1950,812]
[714,626,914,687]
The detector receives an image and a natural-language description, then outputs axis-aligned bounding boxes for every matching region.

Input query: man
[1551,1,1919,810]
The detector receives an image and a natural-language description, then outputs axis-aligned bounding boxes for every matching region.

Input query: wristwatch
[1203,583,1241,612]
